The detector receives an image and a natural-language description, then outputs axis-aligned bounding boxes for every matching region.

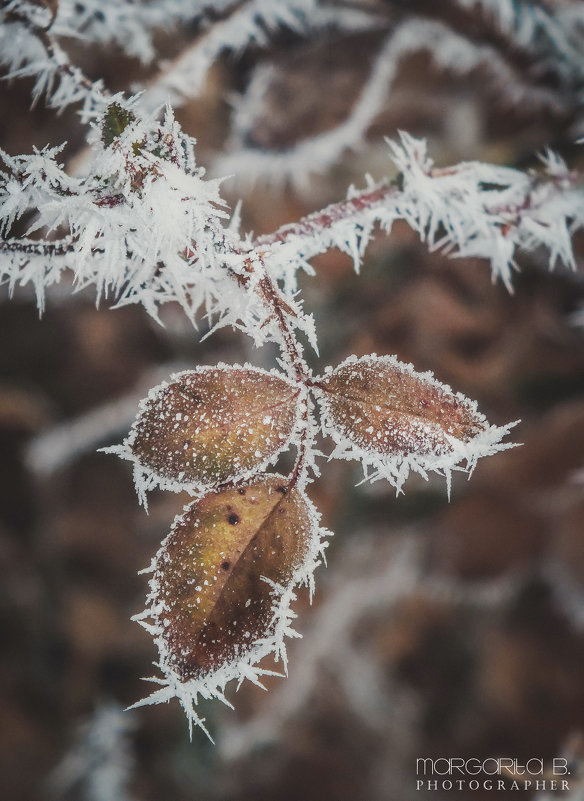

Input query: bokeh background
[1,2,584,800]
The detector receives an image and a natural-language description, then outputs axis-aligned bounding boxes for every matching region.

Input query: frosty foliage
[112,364,304,507]
[0,0,582,740]
[131,478,328,741]
[314,354,517,496]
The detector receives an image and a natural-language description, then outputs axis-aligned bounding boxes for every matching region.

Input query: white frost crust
[313,353,518,496]
[110,363,306,508]
[388,133,584,289]
[129,477,329,741]
[252,134,584,297]
[0,99,319,351]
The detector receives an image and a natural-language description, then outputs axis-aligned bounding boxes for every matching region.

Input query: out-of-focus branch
[136,0,377,114]
[215,17,570,187]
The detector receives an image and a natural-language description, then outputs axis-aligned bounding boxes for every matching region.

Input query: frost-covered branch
[0,0,109,114]
[0,123,574,366]
[454,0,584,87]
[137,0,376,114]
[1,101,582,330]
[215,17,570,187]
[255,134,584,289]
[1,53,581,736]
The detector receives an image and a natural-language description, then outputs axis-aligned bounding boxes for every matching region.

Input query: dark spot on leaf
[277,485,288,494]
[238,488,246,495]
[227,513,240,525]
[221,561,231,571]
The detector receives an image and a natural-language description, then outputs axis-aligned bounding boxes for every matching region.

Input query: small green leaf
[102,103,136,147]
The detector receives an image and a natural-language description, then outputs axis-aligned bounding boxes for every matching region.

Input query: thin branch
[2,0,109,113]
[136,0,377,114]
[0,235,74,257]
[213,17,572,187]
[254,182,396,251]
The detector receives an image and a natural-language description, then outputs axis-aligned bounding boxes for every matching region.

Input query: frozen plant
[0,0,582,738]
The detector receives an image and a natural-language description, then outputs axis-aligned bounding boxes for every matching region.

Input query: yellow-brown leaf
[316,355,487,458]
[152,476,312,680]
[128,366,299,490]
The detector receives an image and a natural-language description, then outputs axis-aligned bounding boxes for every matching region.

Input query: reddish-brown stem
[223,184,406,484]
[256,271,307,382]
[253,182,396,251]
[289,400,310,488]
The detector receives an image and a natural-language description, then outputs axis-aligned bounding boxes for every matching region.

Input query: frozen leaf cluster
[120,355,513,735]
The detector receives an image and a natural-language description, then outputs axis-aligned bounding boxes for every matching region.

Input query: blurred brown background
[1,3,584,800]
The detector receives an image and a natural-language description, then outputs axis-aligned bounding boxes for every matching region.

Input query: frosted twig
[215,18,569,187]
[2,124,582,327]
[454,0,584,86]
[137,0,377,114]
[0,1,110,115]
[255,142,584,289]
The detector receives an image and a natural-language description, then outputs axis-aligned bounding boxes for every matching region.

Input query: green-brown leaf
[127,366,300,490]
[151,476,312,680]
